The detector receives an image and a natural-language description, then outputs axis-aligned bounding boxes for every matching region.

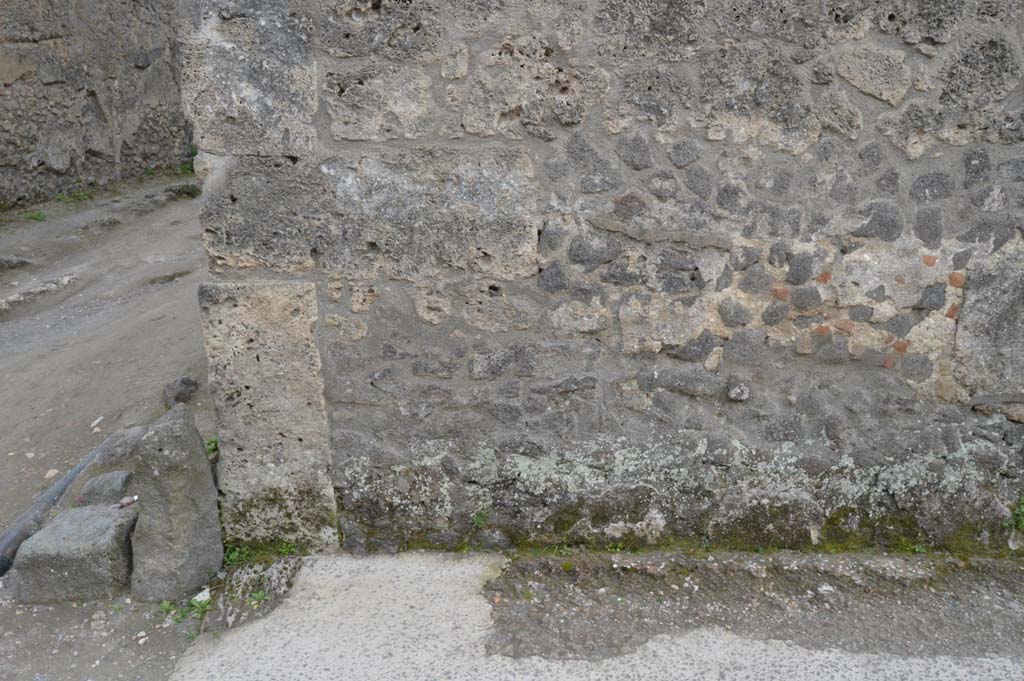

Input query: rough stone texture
[184,0,1024,552]
[12,506,137,603]
[164,376,200,408]
[198,281,338,550]
[81,470,133,505]
[0,0,194,206]
[131,404,222,601]
[66,426,147,505]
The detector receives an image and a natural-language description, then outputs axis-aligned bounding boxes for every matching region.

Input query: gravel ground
[486,549,1024,660]
[0,177,213,525]
[0,583,197,681]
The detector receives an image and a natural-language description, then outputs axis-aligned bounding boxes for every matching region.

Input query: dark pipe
[0,443,104,577]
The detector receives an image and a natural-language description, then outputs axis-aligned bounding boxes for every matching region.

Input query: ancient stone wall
[187,1,1024,554]
[0,1,196,206]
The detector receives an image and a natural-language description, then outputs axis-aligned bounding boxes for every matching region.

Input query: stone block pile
[9,406,222,604]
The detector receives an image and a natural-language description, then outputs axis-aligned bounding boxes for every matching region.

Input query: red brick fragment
[948,272,965,288]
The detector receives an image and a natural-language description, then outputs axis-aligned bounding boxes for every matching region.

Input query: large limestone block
[201,148,539,281]
[199,281,339,550]
[13,506,137,603]
[180,2,318,157]
[131,405,223,601]
[957,239,1024,420]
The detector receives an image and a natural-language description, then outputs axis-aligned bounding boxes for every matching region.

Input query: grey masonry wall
[186,0,1024,553]
[0,1,195,206]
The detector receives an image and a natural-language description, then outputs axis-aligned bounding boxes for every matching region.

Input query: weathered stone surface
[66,426,147,504]
[81,470,132,505]
[199,282,338,550]
[180,2,317,157]
[321,63,435,141]
[837,47,912,106]
[957,240,1024,416]
[131,405,222,601]
[701,43,819,154]
[163,376,199,408]
[183,0,1024,552]
[203,148,538,280]
[0,0,191,205]
[13,506,137,603]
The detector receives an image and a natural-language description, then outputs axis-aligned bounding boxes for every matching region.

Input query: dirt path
[0,178,215,681]
[0,179,213,525]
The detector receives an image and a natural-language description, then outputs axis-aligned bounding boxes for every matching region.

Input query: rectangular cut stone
[202,148,538,281]
[957,240,1024,416]
[199,281,338,549]
[180,2,317,157]
[320,62,437,141]
[13,507,137,604]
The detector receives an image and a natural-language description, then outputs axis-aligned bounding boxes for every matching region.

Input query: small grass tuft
[1005,497,1024,534]
[248,590,267,609]
[224,544,253,566]
[205,437,219,455]
[273,540,296,557]
[22,209,45,222]
[55,189,94,202]
[188,597,212,619]
[472,511,489,529]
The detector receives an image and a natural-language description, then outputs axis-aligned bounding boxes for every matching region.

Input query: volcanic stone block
[66,426,147,504]
[81,470,132,505]
[321,63,435,141]
[199,281,338,550]
[131,405,222,601]
[13,506,137,603]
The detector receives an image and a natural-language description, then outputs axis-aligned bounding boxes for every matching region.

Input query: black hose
[0,441,105,577]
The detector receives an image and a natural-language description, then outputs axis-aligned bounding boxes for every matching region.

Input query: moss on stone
[547,503,585,535]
